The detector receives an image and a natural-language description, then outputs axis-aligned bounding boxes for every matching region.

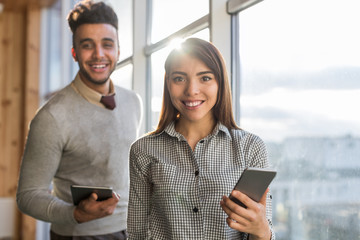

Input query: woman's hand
[74,191,120,223]
[220,189,271,240]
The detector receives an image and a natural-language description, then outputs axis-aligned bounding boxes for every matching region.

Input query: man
[16,1,142,238]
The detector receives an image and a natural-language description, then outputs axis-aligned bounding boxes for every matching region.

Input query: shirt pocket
[151,163,177,193]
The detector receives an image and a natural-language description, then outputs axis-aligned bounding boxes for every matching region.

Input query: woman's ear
[71,48,77,61]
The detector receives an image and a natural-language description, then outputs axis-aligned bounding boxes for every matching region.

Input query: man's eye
[81,43,93,49]
[103,43,114,48]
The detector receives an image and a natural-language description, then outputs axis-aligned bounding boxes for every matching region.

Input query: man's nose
[93,45,104,59]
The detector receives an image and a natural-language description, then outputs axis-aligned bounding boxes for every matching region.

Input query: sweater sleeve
[16,109,77,225]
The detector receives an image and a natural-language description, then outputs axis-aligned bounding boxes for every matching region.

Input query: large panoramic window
[237,0,360,239]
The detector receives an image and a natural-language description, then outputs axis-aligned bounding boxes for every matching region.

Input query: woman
[128,38,275,240]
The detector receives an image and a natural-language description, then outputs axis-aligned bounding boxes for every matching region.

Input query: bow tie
[100,95,116,110]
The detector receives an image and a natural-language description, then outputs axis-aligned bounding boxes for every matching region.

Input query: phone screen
[230,167,276,207]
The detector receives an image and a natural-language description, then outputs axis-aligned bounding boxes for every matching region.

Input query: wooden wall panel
[0,12,25,197]
[21,6,41,240]
[5,10,25,197]
[0,3,41,239]
[24,6,40,128]
[0,0,57,11]
[0,9,5,199]
[0,10,26,240]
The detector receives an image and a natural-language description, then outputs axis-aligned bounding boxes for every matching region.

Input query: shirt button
[199,140,204,143]
[193,207,199,213]
[195,170,199,176]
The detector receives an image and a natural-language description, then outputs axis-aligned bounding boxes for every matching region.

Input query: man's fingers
[112,191,120,200]
[90,192,98,201]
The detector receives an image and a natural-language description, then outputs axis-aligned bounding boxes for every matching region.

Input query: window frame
[227,0,265,125]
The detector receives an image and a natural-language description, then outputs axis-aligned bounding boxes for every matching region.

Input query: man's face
[72,23,119,89]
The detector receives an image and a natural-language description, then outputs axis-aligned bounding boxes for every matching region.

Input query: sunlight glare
[169,38,185,51]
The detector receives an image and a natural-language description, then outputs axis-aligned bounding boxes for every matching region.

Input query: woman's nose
[185,79,200,96]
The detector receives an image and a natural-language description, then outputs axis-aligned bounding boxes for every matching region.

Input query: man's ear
[71,48,78,61]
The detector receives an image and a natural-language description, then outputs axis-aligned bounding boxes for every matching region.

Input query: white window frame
[227,0,264,124]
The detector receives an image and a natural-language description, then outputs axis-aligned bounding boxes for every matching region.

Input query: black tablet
[70,185,113,205]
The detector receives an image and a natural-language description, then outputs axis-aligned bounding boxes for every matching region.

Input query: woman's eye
[173,76,184,82]
[202,76,212,81]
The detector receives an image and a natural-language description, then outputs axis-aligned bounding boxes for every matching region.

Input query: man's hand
[74,191,120,223]
[220,189,271,240]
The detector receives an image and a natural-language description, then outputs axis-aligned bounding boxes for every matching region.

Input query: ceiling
[0,0,57,11]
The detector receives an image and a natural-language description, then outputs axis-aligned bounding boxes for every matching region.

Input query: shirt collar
[71,73,116,107]
[162,121,231,140]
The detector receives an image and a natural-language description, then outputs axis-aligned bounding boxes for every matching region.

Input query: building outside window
[234,0,360,239]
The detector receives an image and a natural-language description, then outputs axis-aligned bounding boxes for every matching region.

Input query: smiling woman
[127,38,275,240]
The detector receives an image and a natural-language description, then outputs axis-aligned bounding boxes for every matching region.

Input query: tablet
[229,167,277,208]
[70,185,113,205]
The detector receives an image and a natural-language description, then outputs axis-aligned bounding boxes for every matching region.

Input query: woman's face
[167,54,218,124]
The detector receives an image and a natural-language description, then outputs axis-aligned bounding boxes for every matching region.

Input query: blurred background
[0,0,359,239]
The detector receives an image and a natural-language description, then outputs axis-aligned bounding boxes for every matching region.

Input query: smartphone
[229,167,277,208]
[70,185,113,205]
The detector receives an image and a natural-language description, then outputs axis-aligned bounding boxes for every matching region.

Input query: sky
[238,0,360,142]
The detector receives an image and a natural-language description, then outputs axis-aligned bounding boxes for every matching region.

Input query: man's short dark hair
[67,0,118,38]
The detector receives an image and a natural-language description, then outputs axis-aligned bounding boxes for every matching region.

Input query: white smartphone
[70,185,113,205]
[229,167,277,208]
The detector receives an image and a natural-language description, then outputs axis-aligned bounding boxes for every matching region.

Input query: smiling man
[72,22,119,94]
[16,1,142,239]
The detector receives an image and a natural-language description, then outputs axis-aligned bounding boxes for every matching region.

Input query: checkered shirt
[128,122,275,240]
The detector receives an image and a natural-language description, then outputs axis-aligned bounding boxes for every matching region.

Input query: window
[235,0,360,239]
[111,63,133,90]
[108,0,133,89]
[109,0,133,61]
[147,1,210,130]
[150,0,209,43]
[40,0,77,103]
